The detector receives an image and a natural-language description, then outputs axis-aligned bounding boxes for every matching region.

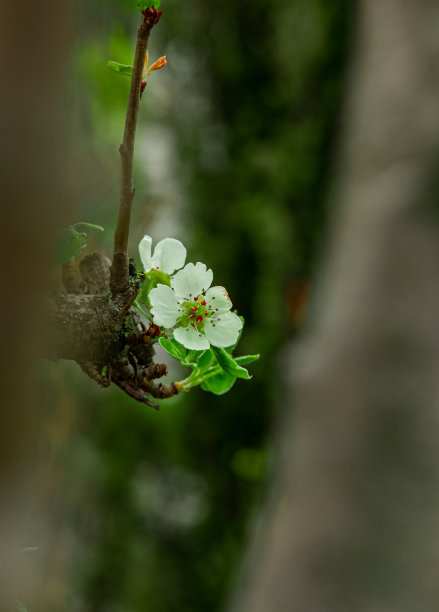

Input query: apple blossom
[149,262,243,350]
[139,235,186,275]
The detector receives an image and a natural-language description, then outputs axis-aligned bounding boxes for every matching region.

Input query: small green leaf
[53,227,87,264]
[136,281,152,309]
[201,371,236,395]
[235,354,260,366]
[159,337,187,361]
[195,349,215,372]
[107,60,134,77]
[136,0,161,9]
[53,222,104,265]
[71,222,104,233]
[212,347,251,380]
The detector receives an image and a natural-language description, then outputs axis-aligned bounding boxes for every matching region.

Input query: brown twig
[110,8,162,293]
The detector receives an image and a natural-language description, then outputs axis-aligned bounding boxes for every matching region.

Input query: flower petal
[171,262,213,300]
[204,311,243,348]
[151,238,187,274]
[173,326,210,351]
[205,286,232,315]
[149,284,180,328]
[139,235,153,271]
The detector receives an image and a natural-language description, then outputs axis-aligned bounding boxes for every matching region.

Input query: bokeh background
[13,1,353,610]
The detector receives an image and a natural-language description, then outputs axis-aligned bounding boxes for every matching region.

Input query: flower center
[178,295,211,332]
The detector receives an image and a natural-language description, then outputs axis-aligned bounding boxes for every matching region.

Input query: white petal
[149,284,180,328]
[171,262,213,300]
[151,238,187,274]
[205,286,232,315]
[139,235,153,271]
[173,326,210,351]
[204,311,243,348]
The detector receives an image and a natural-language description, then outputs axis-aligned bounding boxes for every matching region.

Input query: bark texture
[229,1,439,611]
[45,253,177,409]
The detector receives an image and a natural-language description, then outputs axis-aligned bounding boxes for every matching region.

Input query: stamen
[191,307,197,312]
[191,323,195,327]
[194,296,198,301]
[156,266,159,270]
[201,300,206,306]
[189,314,195,319]
[196,316,203,323]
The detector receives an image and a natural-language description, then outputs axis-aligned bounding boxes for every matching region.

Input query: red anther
[191,323,195,327]
[191,307,197,312]
[196,315,203,323]
[156,266,159,269]
[189,313,195,319]
[194,296,199,301]
[201,300,206,306]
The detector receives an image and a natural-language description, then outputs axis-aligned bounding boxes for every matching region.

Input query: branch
[110,8,162,293]
[45,251,181,408]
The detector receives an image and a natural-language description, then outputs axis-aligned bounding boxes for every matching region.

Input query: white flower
[139,235,186,275]
[149,262,243,350]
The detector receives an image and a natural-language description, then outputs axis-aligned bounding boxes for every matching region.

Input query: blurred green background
[35,1,353,610]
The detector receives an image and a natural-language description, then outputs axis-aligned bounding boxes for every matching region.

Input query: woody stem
[110,10,158,292]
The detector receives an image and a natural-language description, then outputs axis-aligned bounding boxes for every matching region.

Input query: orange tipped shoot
[147,56,167,73]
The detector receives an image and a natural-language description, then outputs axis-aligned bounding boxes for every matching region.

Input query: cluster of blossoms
[139,236,243,351]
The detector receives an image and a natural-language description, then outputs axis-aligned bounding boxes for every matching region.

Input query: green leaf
[195,349,215,372]
[53,227,87,264]
[159,337,187,361]
[212,347,251,380]
[53,222,104,265]
[15,601,28,612]
[107,60,133,77]
[71,222,104,233]
[201,371,236,395]
[136,0,161,9]
[235,354,260,366]
[136,280,152,309]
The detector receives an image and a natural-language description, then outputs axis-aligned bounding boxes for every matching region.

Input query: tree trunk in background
[0,3,75,608]
[229,1,439,611]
